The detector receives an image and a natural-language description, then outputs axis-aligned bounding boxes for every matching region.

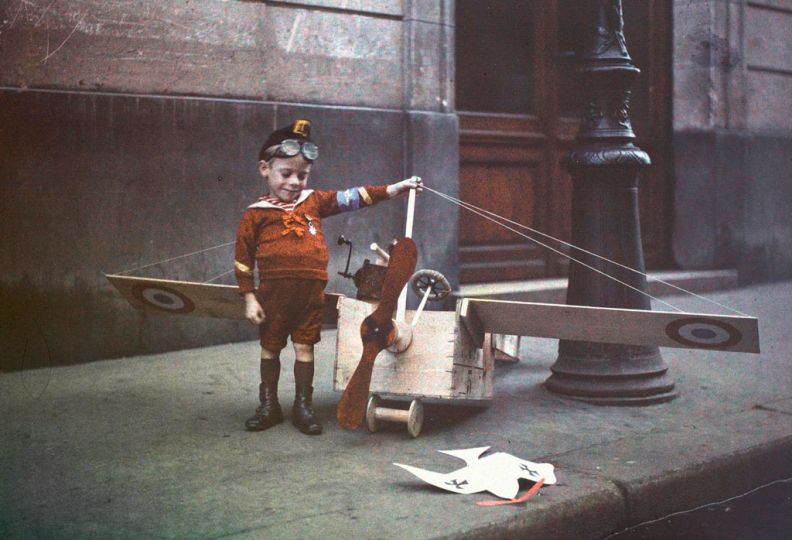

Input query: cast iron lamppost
[545,0,676,404]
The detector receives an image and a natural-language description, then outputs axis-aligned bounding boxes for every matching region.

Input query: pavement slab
[1,281,791,539]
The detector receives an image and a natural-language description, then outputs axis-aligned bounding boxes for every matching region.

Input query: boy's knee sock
[293,360,314,389]
[259,357,281,401]
[261,357,281,382]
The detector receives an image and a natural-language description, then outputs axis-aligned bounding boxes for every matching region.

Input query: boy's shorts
[256,278,326,352]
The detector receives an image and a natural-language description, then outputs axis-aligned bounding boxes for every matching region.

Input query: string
[424,186,751,317]
[205,269,235,284]
[110,187,750,318]
[115,241,235,276]
[424,187,684,312]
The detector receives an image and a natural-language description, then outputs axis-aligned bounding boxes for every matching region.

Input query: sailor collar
[247,189,314,210]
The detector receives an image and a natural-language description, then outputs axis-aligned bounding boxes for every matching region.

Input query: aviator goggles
[267,139,319,162]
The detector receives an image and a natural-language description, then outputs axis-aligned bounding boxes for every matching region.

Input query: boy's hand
[387,176,423,198]
[244,293,265,325]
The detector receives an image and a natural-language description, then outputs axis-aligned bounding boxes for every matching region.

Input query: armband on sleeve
[335,186,386,213]
[317,185,389,217]
[335,187,362,212]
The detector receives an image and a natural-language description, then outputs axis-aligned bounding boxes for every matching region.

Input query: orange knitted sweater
[234,185,390,293]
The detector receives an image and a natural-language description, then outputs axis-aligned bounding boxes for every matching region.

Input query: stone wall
[672,0,792,281]
[0,0,459,370]
[0,0,455,109]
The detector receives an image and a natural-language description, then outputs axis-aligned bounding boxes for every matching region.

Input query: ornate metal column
[544,0,676,404]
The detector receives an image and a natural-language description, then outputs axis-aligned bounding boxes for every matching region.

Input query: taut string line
[110,187,749,316]
[423,187,682,312]
[423,186,750,317]
[115,240,236,284]
[204,269,235,283]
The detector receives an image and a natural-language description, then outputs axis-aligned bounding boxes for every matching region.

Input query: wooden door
[456,0,673,284]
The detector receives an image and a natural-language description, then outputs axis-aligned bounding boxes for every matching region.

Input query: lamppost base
[545,344,677,406]
[545,390,678,406]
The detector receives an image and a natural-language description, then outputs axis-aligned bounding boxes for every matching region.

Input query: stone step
[456,269,739,305]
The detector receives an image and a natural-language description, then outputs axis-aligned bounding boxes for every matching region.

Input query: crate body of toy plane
[333,296,494,402]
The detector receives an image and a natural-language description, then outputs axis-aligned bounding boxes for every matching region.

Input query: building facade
[1,0,789,369]
[672,0,792,282]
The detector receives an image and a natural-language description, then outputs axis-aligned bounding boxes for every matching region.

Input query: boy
[234,119,421,435]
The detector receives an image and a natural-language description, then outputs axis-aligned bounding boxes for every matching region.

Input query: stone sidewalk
[2,282,791,539]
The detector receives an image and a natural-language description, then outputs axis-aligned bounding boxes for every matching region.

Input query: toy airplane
[106,187,761,437]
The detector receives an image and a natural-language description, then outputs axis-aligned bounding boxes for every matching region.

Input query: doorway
[455,0,673,284]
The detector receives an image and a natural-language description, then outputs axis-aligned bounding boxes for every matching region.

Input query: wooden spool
[365,394,424,438]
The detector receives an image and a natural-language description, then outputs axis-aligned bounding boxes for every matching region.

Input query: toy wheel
[410,270,451,302]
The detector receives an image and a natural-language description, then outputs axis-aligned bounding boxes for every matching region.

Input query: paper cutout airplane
[394,447,556,500]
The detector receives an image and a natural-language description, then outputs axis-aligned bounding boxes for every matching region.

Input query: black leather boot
[292,361,322,435]
[245,358,284,431]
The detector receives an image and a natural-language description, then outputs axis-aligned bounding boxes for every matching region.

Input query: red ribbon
[476,478,545,507]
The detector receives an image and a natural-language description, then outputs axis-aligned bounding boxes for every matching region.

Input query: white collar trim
[248,189,314,209]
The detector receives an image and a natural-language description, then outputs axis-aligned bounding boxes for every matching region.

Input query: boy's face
[259,155,312,203]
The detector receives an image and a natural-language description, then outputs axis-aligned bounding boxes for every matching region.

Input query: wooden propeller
[336,237,418,430]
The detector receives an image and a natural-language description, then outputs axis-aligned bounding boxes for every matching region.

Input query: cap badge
[292,119,311,137]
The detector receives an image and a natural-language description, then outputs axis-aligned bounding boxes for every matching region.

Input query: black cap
[259,119,313,161]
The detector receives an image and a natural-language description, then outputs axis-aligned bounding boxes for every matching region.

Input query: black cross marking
[520,464,540,477]
[445,478,469,489]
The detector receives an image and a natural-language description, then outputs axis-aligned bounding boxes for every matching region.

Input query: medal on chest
[305,214,317,236]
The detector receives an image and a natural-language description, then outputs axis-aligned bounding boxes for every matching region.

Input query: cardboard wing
[106,274,340,324]
[460,298,760,354]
